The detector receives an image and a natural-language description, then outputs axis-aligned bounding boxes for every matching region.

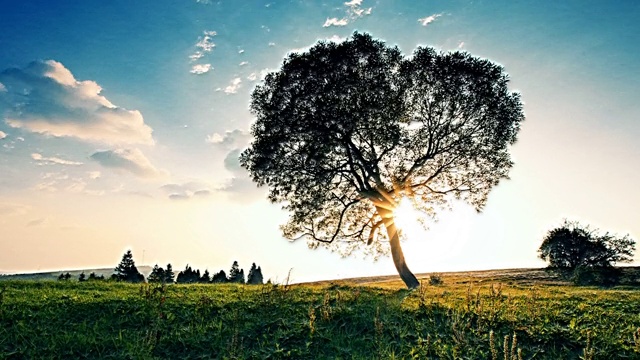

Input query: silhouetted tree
[88,272,104,281]
[113,250,145,283]
[211,270,227,283]
[228,261,244,284]
[164,263,175,283]
[539,220,636,269]
[78,272,86,282]
[246,263,264,285]
[199,269,211,283]
[176,265,200,284]
[241,32,525,288]
[148,264,165,283]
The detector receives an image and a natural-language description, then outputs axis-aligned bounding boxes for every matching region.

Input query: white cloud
[220,148,266,203]
[0,82,6,92]
[90,148,166,178]
[196,32,216,52]
[239,61,249,66]
[189,52,204,61]
[224,77,242,94]
[0,131,6,140]
[418,14,442,26]
[323,17,348,27]
[238,49,245,54]
[0,60,154,145]
[247,73,257,81]
[344,0,362,6]
[190,64,212,75]
[268,42,276,47]
[458,41,465,49]
[31,152,83,166]
[206,129,250,149]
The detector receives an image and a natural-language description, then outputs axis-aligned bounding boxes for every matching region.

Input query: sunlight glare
[394,198,473,272]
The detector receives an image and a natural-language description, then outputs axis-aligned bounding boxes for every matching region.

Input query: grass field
[1,269,639,359]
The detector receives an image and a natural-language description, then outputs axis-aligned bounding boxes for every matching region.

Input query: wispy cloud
[160,182,214,200]
[0,60,154,145]
[27,217,47,227]
[31,153,83,166]
[190,64,212,75]
[90,148,166,178]
[247,73,257,81]
[323,18,348,27]
[0,131,6,140]
[0,82,6,92]
[0,203,30,217]
[224,77,242,94]
[323,0,372,27]
[418,13,442,26]
[239,61,249,66]
[189,30,217,73]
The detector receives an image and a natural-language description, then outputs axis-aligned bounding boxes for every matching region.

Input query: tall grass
[1,276,639,359]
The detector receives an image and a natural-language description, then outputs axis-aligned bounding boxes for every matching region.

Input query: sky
[0,0,638,283]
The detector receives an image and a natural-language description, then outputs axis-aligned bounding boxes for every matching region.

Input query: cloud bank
[0,60,154,145]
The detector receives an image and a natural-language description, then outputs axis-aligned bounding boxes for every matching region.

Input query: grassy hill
[1,268,639,359]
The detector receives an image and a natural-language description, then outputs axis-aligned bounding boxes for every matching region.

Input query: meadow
[1,269,639,359]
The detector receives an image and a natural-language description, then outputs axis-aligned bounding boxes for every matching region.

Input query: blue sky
[1,1,638,282]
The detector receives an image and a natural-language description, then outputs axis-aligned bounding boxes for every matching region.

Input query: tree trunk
[377,206,420,289]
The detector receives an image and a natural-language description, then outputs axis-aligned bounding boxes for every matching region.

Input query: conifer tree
[78,272,86,282]
[246,263,264,285]
[148,264,165,283]
[164,263,175,283]
[228,261,244,283]
[113,250,145,283]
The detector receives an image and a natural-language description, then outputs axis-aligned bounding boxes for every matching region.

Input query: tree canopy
[241,32,525,288]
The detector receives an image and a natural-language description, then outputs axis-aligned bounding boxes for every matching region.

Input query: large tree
[113,250,145,283]
[241,32,525,288]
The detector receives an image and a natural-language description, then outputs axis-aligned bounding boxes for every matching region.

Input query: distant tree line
[57,250,266,285]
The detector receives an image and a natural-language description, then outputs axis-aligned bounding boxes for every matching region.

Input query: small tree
[78,272,86,282]
[176,265,199,284]
[246,263,264,285]
[538,220,635,269]
[211,270,227,283]
[164,263,175,283]
[199,269,211,283]
[539,220,636,285]
[228,261,244,284]
[113,250,145,283]
[148,264,165,283]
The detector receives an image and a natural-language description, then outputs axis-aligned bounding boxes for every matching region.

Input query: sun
[393,197,429,239]
[392,197,473,272]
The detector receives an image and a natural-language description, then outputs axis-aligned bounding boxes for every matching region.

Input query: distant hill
[0,266,153,281]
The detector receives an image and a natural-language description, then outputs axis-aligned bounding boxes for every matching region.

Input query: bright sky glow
[0,1,638,283]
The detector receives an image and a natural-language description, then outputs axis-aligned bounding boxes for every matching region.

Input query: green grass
[1,273,639,359]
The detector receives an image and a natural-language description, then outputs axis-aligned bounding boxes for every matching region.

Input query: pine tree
[228,261,244,283]
[247,264,264,285]
[113,250,145,283]
[164,263,175,283]
[78,272,86,282]
[148,264,165,283]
